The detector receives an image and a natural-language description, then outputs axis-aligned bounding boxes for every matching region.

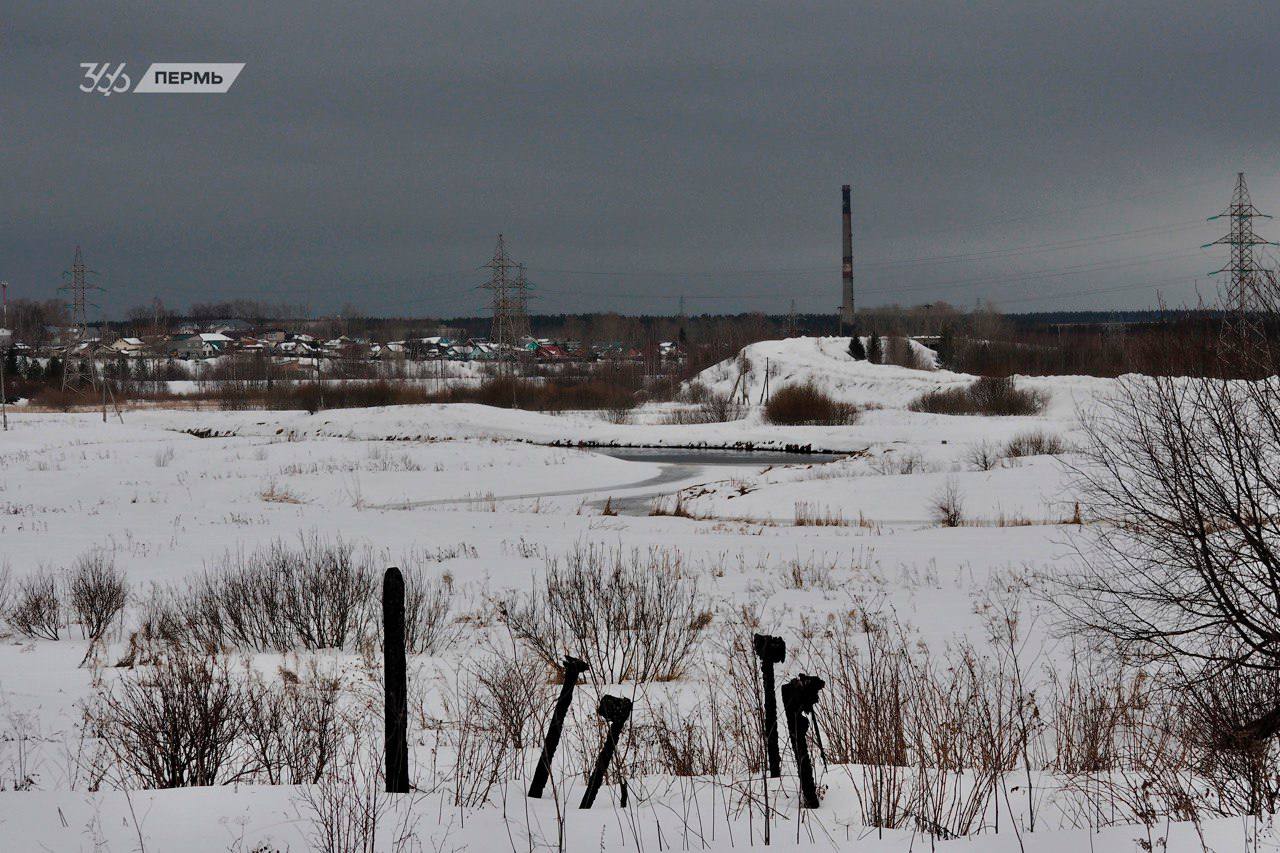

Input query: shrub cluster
[141,534,457,655]
[93,653,344,789]
[3,550,128,641]
[909,376,1047,416]
[1003,428,1067,457]
[503,543,710,683]
[764,382,859,425]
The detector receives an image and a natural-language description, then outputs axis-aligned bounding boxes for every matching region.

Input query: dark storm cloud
[3,1,1279,318]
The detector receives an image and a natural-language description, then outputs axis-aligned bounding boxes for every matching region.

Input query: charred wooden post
[753,633,786,778]
[528,655,589,798]
[383,567,410,793]
[781,673,825,809]
[579,694,632,809]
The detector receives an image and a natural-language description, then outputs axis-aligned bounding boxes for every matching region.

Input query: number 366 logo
[80,62,131,96]
[79,62,244,96]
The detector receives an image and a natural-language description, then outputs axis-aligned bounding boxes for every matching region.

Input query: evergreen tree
[867,328,882,364]
[847,335,866,361]
[935,326,955,368]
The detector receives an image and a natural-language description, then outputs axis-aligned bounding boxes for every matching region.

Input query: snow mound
[689,336,1117,418]
[689,337,974,409]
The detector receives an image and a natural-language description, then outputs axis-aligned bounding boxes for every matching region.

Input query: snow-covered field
[0,338,1263,851]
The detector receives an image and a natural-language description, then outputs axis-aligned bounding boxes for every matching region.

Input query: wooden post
[383,567,410,793]
[528,655,588,798]
[579,695,632,808]
[753,634,786,778]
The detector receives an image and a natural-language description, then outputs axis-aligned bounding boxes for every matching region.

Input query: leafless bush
[764,382,859,425]
[153,446,175,468]
[909,376,1047,416]
[299,719,423,853]
[504,544,710,683]
[965,440,1002,471]
[868,449,930,475]
[664,390,747,424]
[1004,429,1067,458]
[1174,658,1280,816]
[398,562,456,655]
[676,381,711,404]
[469,649,551,754]
[435,669,511,807]
[931,478,965,527]
[641,692,737,778]
[1045,651,1136,775]
[94,652,247,788]
[8,570,62,640]
[67,549,128,641]
[239,667,344,785]
[804,614,913,829]
[188,534,375,652]
[799,612,1022,837]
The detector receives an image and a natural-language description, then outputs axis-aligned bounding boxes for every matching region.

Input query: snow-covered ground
[0,338,1256,850]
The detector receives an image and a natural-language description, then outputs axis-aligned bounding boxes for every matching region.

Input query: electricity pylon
[58,246,103,393]
[480,235,531,377]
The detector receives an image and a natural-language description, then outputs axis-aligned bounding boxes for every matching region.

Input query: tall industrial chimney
[840,185,855,332]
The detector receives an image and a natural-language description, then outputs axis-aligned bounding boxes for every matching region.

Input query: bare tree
[1068,372,1280,673]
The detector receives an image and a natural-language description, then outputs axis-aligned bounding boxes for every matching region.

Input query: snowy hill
[689,335,1112,418]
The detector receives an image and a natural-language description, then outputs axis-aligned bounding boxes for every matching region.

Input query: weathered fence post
[528,655,589,798]
[579,695,632,808]
[383,567,410,794]
[753,633,786,778]
[781,673,825,809]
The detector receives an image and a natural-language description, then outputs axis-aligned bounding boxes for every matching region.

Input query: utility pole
[1206,172,1278,372]
[1,280,9,431]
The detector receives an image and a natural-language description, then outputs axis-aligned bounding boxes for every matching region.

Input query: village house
[107,337,148,357]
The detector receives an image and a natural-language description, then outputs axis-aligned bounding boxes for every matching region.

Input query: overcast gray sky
[4,1,1280,319]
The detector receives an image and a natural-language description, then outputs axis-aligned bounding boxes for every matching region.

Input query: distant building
[108,337,148,356]
[165,332,232,359]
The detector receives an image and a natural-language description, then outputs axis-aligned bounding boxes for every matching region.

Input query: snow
[0,337,1246,850]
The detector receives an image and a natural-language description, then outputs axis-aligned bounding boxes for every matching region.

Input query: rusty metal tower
[481,235,530,376]
[58,246,103,392]
[1206,173,1278,369]
[839,185,855,333]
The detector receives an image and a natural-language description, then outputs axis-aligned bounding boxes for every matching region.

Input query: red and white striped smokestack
[840,185,855,331]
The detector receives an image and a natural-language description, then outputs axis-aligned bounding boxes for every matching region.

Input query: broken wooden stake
[580,694,632,808]
[753,633,786,778]
[528,655,589,798]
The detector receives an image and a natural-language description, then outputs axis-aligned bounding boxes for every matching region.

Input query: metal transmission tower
[512,262,532,342]
[58,246,103,392]
[1206,172,1278,369]
[481,235,531,376]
